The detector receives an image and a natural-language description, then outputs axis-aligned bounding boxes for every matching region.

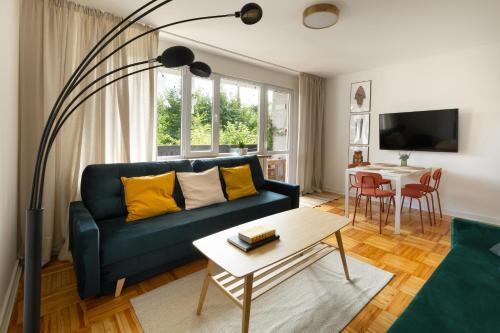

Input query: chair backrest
[348,162,370,186]
[355,171,382,191]
[432,168,442,189]
[419,171,432,188]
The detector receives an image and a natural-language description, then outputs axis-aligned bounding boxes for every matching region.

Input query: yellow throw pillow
[121,171,181,222]
[220,164,258,200]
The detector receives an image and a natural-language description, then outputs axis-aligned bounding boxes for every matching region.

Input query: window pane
[267,90,290,152]
[219,79,259,153]
[191,77,213,152]
[157,70,182,157]
[266,154,288,181]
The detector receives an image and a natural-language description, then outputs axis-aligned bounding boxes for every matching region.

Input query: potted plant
[399,152,411,166]
[237,141,248,156]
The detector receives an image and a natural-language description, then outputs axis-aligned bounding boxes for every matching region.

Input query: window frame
[155,69,294,168]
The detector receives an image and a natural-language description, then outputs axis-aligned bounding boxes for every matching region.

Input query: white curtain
[297,73,326,194]
[19,0,158,264]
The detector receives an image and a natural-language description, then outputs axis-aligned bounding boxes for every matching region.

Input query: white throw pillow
[177,166,227,210]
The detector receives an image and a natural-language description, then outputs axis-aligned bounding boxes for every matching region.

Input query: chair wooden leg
[417,199,424,233]
[424,194,433,226]
[369,196,373,219]
[436,190,443,218]
[353,195,360,226]
[365,196,369,217]
[430,192,436,224]
[379,199,383,234]
[400,196,405,214]
[409,198,413,213]
[115,278,125,298]
[380,185,385,213]
[385,196,392,225]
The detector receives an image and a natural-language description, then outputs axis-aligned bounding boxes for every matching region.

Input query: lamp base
[23,208,43,333]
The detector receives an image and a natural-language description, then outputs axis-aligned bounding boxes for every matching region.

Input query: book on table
[238,226,276,244]
[227,234,280,252]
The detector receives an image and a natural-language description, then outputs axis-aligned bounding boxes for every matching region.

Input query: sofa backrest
[81,160,193,221]
[192,155,265,191]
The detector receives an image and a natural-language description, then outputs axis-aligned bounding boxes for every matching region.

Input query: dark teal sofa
[388,218,500,333]
[69,155,300,299]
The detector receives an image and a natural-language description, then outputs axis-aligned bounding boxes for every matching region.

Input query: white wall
[159,36,300,181]
[324,43,500,225]
[0,0,19,325]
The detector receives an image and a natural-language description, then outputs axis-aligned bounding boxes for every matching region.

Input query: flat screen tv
[379,109,458,152]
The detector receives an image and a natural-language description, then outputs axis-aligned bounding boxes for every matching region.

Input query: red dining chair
[352,171,395,234]
[348,162,392,213]
[398,171,433,232]
[348,162,370,213]
[406,168,443,222]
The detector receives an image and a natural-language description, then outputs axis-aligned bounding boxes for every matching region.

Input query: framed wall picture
[348,146,369,164]
[350,80,371,112]
[349,113,370,145]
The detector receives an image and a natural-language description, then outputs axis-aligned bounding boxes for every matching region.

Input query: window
[190,77,214,152]
[265,89,291,181]
[219,79,260,153]
[156,69,182,157]
[155,70,294,180]
[267,90,290,152]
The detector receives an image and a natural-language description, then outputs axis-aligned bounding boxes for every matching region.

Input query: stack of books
[228,226,280,252]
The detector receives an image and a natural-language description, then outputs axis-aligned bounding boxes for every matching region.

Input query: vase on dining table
[399,152,410,167]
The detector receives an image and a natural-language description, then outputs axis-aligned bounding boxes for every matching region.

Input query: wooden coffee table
[193,207,350,333]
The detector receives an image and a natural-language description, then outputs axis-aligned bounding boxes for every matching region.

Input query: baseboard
[0,260,21,333]
[443,209,500,226]
[322,186,500,226]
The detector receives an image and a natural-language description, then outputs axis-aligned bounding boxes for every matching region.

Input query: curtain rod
[159,31,300,75]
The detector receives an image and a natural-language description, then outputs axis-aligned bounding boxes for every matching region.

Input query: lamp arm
[32,12,236,208]
[35,64,163,207]
[29,0,172,209]
[50,59,153,148]
[71,14,235,97]
[33,60,153,207]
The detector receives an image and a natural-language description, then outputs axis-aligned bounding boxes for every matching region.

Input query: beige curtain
[297,73,326,194]
[19,0,158,264]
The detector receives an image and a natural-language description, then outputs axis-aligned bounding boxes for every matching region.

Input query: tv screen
[379,109,458,152]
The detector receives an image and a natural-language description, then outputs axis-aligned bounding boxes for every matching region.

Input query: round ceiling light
[303,3,340,29]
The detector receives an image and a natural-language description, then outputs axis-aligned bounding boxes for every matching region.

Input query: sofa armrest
[69,201,100,299]
[263,179,300,209]
[451,217,500,250]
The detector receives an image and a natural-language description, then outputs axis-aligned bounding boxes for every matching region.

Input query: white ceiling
[73,0,500,77]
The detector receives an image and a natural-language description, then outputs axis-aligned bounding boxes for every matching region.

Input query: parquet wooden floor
[8,195,451,332]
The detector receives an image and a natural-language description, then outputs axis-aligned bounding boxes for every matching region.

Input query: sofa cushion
[97,190,291,266]
[192,155,265,190]
[121,171,181,222]
[81,160,193,221]
[220,164,258,200]
[387,244,500,333]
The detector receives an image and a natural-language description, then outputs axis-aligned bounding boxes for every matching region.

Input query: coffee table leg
[335,231,350,280]
[197,260,215,315]
[241,274,254,333]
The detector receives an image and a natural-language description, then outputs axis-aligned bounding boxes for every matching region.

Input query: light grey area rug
[300,193,340,208]
[131,252,393,333]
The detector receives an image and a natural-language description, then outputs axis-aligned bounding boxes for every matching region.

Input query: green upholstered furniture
[388,217,500,333]
[69,156,300,299]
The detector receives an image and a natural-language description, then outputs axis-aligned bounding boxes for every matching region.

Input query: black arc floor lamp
[23,2,262,332]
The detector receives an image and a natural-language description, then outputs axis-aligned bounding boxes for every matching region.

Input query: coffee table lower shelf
[196,237,350,333]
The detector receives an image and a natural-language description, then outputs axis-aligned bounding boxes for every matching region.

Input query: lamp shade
[189,61,212,78]
[157,46,195,68]
[238,3,263,25]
